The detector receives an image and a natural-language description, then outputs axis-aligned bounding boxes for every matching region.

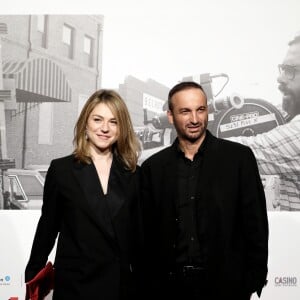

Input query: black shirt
[174,135,208,266]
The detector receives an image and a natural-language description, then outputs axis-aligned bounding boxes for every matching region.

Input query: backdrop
[0,1,299,299]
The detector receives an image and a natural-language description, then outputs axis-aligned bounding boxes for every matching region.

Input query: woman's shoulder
[50,154,75,169]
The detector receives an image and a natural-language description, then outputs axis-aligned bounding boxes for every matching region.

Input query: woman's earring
[85,131,88,140]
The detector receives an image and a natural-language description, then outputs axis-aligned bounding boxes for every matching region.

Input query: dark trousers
[158,266,209,300]
[159,269,252,300]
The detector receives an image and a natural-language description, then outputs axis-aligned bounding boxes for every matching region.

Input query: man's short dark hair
[168,81,206,110]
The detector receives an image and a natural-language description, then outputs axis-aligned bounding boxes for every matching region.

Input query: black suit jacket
[25,154,141,299]
[141,130,268,299]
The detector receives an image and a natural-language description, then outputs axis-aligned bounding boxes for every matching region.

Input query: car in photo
[25,164,50,178]
[2,168,45,210]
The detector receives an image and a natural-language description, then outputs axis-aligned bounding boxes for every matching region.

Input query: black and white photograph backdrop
[0,0,299,298]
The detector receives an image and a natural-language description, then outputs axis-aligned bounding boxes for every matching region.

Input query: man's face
[277,42,300,118]
[167,88,208,143]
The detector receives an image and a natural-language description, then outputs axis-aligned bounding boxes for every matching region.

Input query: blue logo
[0,275,12,285]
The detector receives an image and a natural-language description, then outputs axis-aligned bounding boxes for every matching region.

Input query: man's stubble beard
[282,93,300,117]
[176,123,208,144]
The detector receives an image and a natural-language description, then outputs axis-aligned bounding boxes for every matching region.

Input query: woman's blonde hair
[73,89,140,171]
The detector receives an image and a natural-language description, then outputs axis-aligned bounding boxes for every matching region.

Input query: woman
[25,89,141,299]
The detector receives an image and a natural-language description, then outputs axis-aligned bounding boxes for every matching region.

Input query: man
[140,81,268,300]
[229,32,300,211]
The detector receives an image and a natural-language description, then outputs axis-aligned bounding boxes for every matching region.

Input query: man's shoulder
[211,133,253,156]
[141,145,174,167]
[218,136,249,148]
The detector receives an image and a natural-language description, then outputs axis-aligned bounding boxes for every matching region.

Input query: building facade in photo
[0,15,104,168]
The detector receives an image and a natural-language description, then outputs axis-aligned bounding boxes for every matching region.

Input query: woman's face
[86,102,119,153]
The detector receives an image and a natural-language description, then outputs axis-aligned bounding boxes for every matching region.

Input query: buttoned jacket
[141,130,268,298]
[25,154,141,299]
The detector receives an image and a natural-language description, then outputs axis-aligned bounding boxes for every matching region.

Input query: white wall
[1,1,300,299]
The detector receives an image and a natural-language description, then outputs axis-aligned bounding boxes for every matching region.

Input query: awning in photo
[2,57,72,103]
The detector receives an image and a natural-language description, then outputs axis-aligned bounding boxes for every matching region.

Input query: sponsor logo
[275,276,297,287]
[0,274,11,286]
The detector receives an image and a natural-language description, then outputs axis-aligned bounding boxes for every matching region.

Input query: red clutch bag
[25,261,55,300]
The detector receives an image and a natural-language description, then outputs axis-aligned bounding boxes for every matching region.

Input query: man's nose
[190,112,198,123]
[277,72,288,85]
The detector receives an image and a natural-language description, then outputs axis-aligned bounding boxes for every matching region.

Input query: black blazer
[25,154,141,300]
[141,130,268,299]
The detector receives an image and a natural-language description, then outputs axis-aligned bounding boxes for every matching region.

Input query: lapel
[72,157,117,244]
[196,131,222,238]
[159,143,179,222]
[199,131,220,196]
[106,158,128,219]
